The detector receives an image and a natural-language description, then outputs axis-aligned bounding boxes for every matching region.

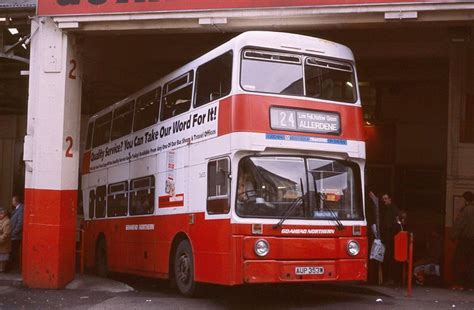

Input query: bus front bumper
[243,259,367,283]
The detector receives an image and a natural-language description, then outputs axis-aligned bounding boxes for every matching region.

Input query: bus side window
[111,101,134,140]
[134,88,161,132]
[207,158,230,214]
[195,51,233,107]
[161,71,193,121]
[85,122,94,150]
[95,185,107,218]
[92,112,112,148]
[129,176,155,216]
[88,190,95,219]
[107,181,128,217]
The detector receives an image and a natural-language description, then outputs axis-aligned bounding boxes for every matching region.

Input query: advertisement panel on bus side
[88,102,218,172]
[38,0,450,16]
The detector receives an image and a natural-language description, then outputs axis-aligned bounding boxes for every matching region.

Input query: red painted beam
[38,0,450,16]
[23,189,77,289]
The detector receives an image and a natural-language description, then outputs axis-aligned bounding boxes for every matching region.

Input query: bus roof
[233,31,354,61]
[88,31,355,121]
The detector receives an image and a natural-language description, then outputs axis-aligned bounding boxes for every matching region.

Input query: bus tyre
[95,238,108,278]
[174,240,199,297]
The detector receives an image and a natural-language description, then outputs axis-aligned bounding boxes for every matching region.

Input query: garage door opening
[78,27,450,283]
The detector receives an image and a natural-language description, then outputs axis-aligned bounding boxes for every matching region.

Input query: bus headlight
[347,240,360,256]
[254,239,270,257]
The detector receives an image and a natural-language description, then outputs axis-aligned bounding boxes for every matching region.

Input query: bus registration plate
[295,266,324,275]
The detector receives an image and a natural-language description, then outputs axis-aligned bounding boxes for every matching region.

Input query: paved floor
[1,272,474,309]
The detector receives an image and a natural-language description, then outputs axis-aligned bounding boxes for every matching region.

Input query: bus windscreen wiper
[317,192,344,231]
[311,175,344,231]
[316,192,344,230]
[273,178,305,229]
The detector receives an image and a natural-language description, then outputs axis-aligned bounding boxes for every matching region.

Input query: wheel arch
[169,231,193,280]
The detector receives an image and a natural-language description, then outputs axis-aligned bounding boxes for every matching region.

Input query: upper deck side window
[195,51,233,108]
[161,71,193,121]
[134,88,161,132]
[240,48,358,104]
[92,112,112,148]
[111,100,134,140]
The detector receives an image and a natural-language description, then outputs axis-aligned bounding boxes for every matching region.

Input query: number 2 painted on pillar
[66,136,73,158]
[69,59,77,80]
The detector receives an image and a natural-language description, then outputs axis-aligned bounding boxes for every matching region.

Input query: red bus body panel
[84,213,367,285]
[218,94,365,141]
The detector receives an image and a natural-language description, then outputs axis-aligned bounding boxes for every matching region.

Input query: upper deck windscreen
[241,49,357,104]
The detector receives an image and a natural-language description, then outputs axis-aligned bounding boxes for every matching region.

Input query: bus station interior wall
[0,12,31,211]
[363,66,448,239]
[0,115,26,210]
[445,38,474,225]
[365,64,448,167]
[461,44,474,175]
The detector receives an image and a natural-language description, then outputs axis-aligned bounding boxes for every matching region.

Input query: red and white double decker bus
[81,31,367,296]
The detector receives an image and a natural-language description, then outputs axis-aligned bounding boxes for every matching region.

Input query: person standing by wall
[451,191,474,290]
[9,195,23,272]
[380,192,399,285]
[0,207,12,273]
[366,191,380,284]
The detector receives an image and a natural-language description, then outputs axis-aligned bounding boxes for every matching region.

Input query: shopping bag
[370,239,385,262]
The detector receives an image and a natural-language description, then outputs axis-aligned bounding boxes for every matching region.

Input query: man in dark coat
[380,192,399,285]
[367,191,381,284]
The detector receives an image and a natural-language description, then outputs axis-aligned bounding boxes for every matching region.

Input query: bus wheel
[174,240,198,297]
[95,238,108,277]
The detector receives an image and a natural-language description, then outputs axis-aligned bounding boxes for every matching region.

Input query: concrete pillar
[23,17,82,289]
[444,28,473,284]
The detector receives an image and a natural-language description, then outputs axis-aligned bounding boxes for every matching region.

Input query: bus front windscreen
[236,156,363,221]
[240,49,357,103]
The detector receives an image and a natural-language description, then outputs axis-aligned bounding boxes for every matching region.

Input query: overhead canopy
[0,0,34,114]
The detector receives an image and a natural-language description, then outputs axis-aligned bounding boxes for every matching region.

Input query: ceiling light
[8,28,19,35]
[0,17,6,22]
